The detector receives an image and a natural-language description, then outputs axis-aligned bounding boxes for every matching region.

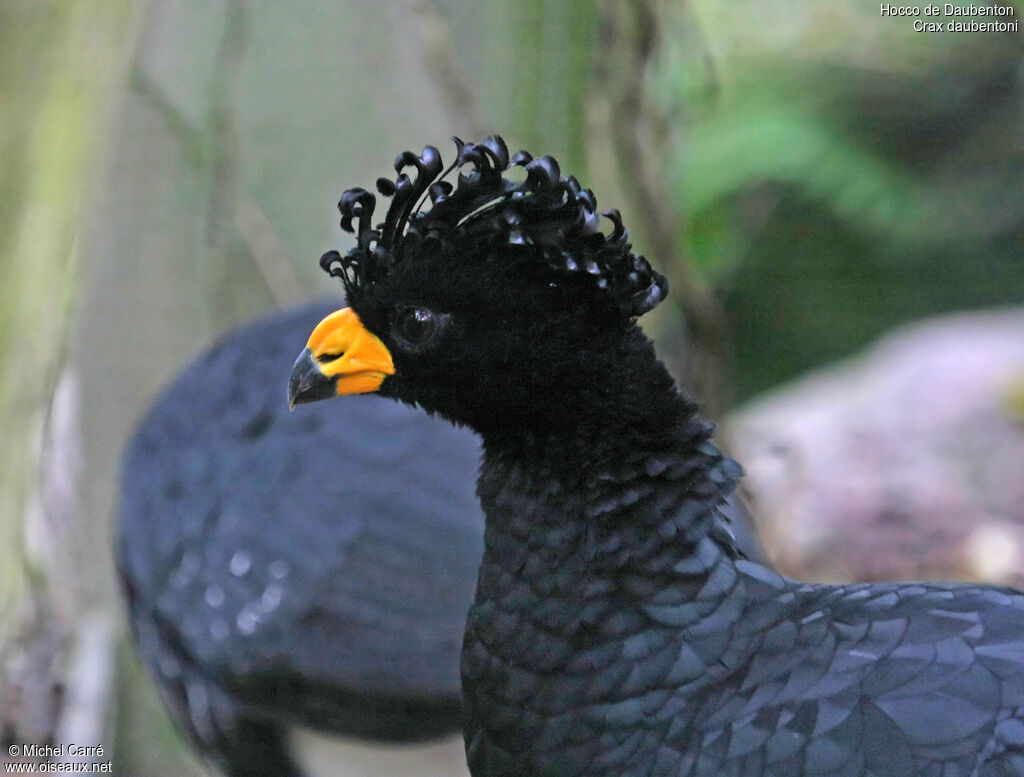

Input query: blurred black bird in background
[289,136,1024,777]
[117,301,483,777]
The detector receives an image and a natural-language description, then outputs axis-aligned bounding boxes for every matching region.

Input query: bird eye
[392,306,445,351]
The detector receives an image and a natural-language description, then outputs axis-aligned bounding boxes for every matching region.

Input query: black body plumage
[315,138,1024,777]
[464,430,1024,776]
[117,301,483,776]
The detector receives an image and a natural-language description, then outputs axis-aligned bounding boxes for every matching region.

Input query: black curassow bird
[117,302,482,777]
[118,305,760,777]
[287,136,1024,777]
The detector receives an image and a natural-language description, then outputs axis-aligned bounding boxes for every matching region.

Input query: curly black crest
[319,136,668,318]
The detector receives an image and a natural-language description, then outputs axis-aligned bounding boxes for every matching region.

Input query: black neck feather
[475,340,742,575]
[464,365,745,772]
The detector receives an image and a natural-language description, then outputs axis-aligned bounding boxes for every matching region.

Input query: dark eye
[392,306,445,351]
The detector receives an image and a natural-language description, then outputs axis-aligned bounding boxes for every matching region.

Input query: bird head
[288,136,669,436]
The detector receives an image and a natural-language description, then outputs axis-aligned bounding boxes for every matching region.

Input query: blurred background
[1,0,1022,774]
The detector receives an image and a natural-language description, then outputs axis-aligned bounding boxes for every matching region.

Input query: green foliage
[681,95,932,272]
[651,1,1024,400]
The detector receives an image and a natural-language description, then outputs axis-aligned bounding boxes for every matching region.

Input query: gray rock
[731,308,1024,585]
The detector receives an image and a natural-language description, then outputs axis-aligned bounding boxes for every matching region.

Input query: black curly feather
[320,136,668,319]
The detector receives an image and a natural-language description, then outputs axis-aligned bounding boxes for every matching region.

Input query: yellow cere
[306,308,395,395]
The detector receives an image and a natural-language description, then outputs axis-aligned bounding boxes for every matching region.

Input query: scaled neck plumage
[475,330,740,542]
[473,337,744,604]
[463,351,752,776]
